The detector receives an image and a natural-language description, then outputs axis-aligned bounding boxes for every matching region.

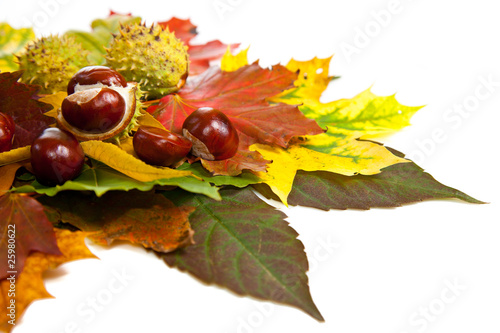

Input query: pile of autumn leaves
[0,14,482,331]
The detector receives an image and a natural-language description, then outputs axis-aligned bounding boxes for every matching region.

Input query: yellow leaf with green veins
[0,23,35,72]
[301,88,424,137]
[80,140,192,182]
[251,136,408,205]
[270,56,423,137]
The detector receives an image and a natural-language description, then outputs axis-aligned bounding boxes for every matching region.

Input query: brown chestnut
[61,87,126,133]
[67,66,127,95]
[182,107,239,160]
[133,126,192,167]
[30,128,85,186]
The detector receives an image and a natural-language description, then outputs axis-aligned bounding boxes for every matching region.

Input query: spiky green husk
[104,23,189,100]
[112,85,145,144]
[17,35,91,94]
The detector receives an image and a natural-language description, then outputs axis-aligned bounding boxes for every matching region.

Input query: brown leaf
[40,191,195,253]
[0,229,96,332]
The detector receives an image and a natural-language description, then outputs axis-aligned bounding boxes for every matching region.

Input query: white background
[1,0,499,332]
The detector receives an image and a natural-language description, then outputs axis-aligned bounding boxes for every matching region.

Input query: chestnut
[0,112,15,153]
[133,126,192,167]
[61,87,126,133]
[30,128,85,186]
[182,107,239,160]
[67,66,127,95]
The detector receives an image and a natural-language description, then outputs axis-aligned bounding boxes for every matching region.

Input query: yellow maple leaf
[0,229,96,332]
[270,56,423,138]
[220,46,249,72]
[251,134,408,205]
[269,56,334,105]
[80,140,192,182]
[39,91,67,118]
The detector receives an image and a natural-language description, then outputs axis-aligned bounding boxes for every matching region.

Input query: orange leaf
[0,163,22,193]
[40,191,195,253]
[0,229,96,332]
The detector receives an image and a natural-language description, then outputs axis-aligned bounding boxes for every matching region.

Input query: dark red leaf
[0,193,61,279]
[0,71,54,148]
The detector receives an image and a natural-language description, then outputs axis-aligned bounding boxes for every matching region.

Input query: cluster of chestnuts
[0,66,239,187]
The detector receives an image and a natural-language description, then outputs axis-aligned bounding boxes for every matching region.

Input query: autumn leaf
[270,56,337,106]
[200,149,269,176]
[255,146,484,210]
[188,41,239,76]
[163,187,324,321]
[0,23,35,72]
[0,229,96,332]
[0,71,54,148]
[221,46,249,72]
[0,146,30,167]
[178,160,262,188]
[270,56,423,138]
[148,63,323,174]
[159,17,238,75]
[251,135,407,205]
[40,191,195,253]
[158,17,197,43]
[0,163,23,193]
[38,91,67,118]
[13,159,221,200]
[80,140,193,182]
[0,193,61,280]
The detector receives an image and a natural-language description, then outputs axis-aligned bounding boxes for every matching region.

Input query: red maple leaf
[147,62,323,175]
[159,18,238,76]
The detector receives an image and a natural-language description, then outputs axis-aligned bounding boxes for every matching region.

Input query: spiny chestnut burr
[67,66,127,95]
[182,107,239,160]
[61,87,126,133]
[133,126,192,167]
[30,128,85,186]
[0,112,15,153]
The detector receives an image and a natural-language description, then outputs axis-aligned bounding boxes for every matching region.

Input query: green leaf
[162,187,324,321]
[64,15,141,65]
[0,23,35,72]
[254,146,484,210]
[13,160,220,200]
[177,162,262,188]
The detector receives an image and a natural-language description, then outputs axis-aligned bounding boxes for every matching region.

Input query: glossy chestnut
[30,128,85,186]
[133,126,192,167]
[67,66,127,95]
[61,87,126,133]
[182,107,239,160]
[0,112,15,153]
